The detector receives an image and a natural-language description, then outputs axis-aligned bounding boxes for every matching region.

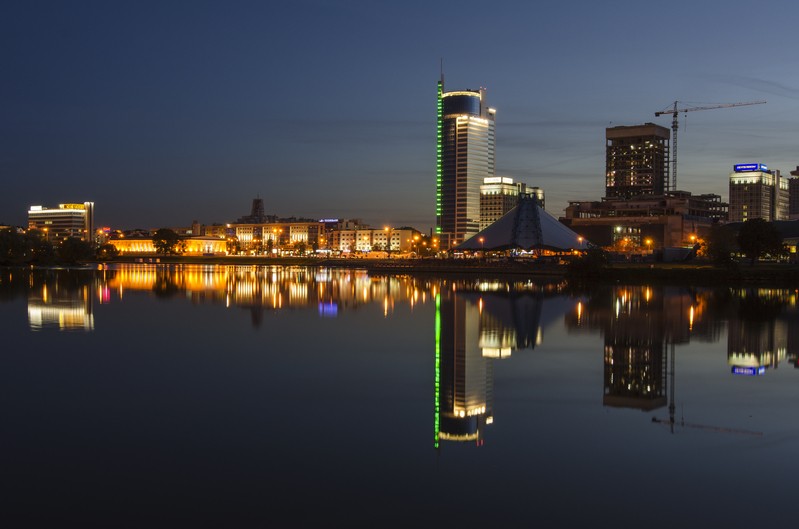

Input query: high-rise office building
[789,166,799,220]
[479,176,545,231]
[728,163,789,222]
[436,76,495,249]
[606,123,670,198]
[28,202,94,243]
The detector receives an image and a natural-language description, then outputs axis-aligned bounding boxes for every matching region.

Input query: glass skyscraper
[436,77,495,249]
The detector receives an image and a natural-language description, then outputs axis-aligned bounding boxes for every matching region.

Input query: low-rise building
[561,192,727,249]
[109,236,227,255]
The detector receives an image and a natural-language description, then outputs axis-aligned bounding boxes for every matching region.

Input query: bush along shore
[24,253,794,285]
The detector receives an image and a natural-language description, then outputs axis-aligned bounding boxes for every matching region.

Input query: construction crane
[655,100,767,191]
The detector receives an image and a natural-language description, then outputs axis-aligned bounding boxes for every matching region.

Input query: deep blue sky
[2,0,798,231]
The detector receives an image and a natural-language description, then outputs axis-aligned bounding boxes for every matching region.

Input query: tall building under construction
[606,123,670,198]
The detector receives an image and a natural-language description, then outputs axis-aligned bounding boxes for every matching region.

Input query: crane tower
[654,100,766,191]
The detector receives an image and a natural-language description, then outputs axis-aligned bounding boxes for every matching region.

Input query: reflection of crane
[651,340,763,437]
[654,100,767,191]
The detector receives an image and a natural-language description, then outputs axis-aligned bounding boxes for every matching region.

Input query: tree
[57,237,95,263]
[97,243,120,260]
[227,235,240,255]
[737,219,784,265]
[566,248,608,280]
[152,228,182,255]
[295,241,307,256]
[0,229,26,264]
[704,224,737,265]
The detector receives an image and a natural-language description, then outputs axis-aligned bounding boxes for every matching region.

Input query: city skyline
[3,1,798,231]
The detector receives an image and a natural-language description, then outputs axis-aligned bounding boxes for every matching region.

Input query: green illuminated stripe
[436,81,443,231]
[434,293,441,449]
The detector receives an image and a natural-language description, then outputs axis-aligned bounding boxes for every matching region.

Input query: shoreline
[9,255,799,285]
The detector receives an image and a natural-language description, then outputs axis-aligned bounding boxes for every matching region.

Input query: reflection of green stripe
[434,293,440,449]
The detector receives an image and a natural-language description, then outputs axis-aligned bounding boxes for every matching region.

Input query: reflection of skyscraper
[28,282,94,331]
[603,340,667,410]
[435,292,493,447]
[727,291,789,374]
[436,75,496,249]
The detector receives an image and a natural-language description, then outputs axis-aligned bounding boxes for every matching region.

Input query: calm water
[2,264,798,526]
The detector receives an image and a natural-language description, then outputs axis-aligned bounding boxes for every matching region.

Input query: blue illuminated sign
[734,163,767,173]
[731,366,766,376]
[318,302,338,317]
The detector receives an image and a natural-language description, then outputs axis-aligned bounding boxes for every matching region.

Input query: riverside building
[28,202,94,243]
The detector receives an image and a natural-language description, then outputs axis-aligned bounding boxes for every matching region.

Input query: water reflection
[3,269,99,331]
[434,282,565,448]
[4,266,799,381]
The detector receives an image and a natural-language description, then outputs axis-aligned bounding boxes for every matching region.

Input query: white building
[28,202,94,243]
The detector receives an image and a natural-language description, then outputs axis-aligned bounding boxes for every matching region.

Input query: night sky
[2,0,798,231]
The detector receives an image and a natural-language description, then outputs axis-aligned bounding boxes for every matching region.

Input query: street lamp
[479,236,485,257]
[383,226,391,257]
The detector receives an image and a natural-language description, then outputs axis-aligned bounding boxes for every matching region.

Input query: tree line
[0,228,118,265]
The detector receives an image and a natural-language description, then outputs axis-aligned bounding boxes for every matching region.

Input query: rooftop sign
[734,163,768,173]
[731,366,766,376]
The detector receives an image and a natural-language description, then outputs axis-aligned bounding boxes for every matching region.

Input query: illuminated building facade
[606,123,670,198]
[479,177,544,231]
[109,236,227,255]
[729,163,789,222]
[332,228,418,253]
[225,222,322,254]
[28,202,95,243]
[437,77,496,249]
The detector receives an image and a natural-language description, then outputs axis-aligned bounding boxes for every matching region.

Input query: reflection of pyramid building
[456,195,590,251]
[477,292,543,358]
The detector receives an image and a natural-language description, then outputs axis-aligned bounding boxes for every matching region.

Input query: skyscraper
[605,123,670,198]
[436,76,495,249]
